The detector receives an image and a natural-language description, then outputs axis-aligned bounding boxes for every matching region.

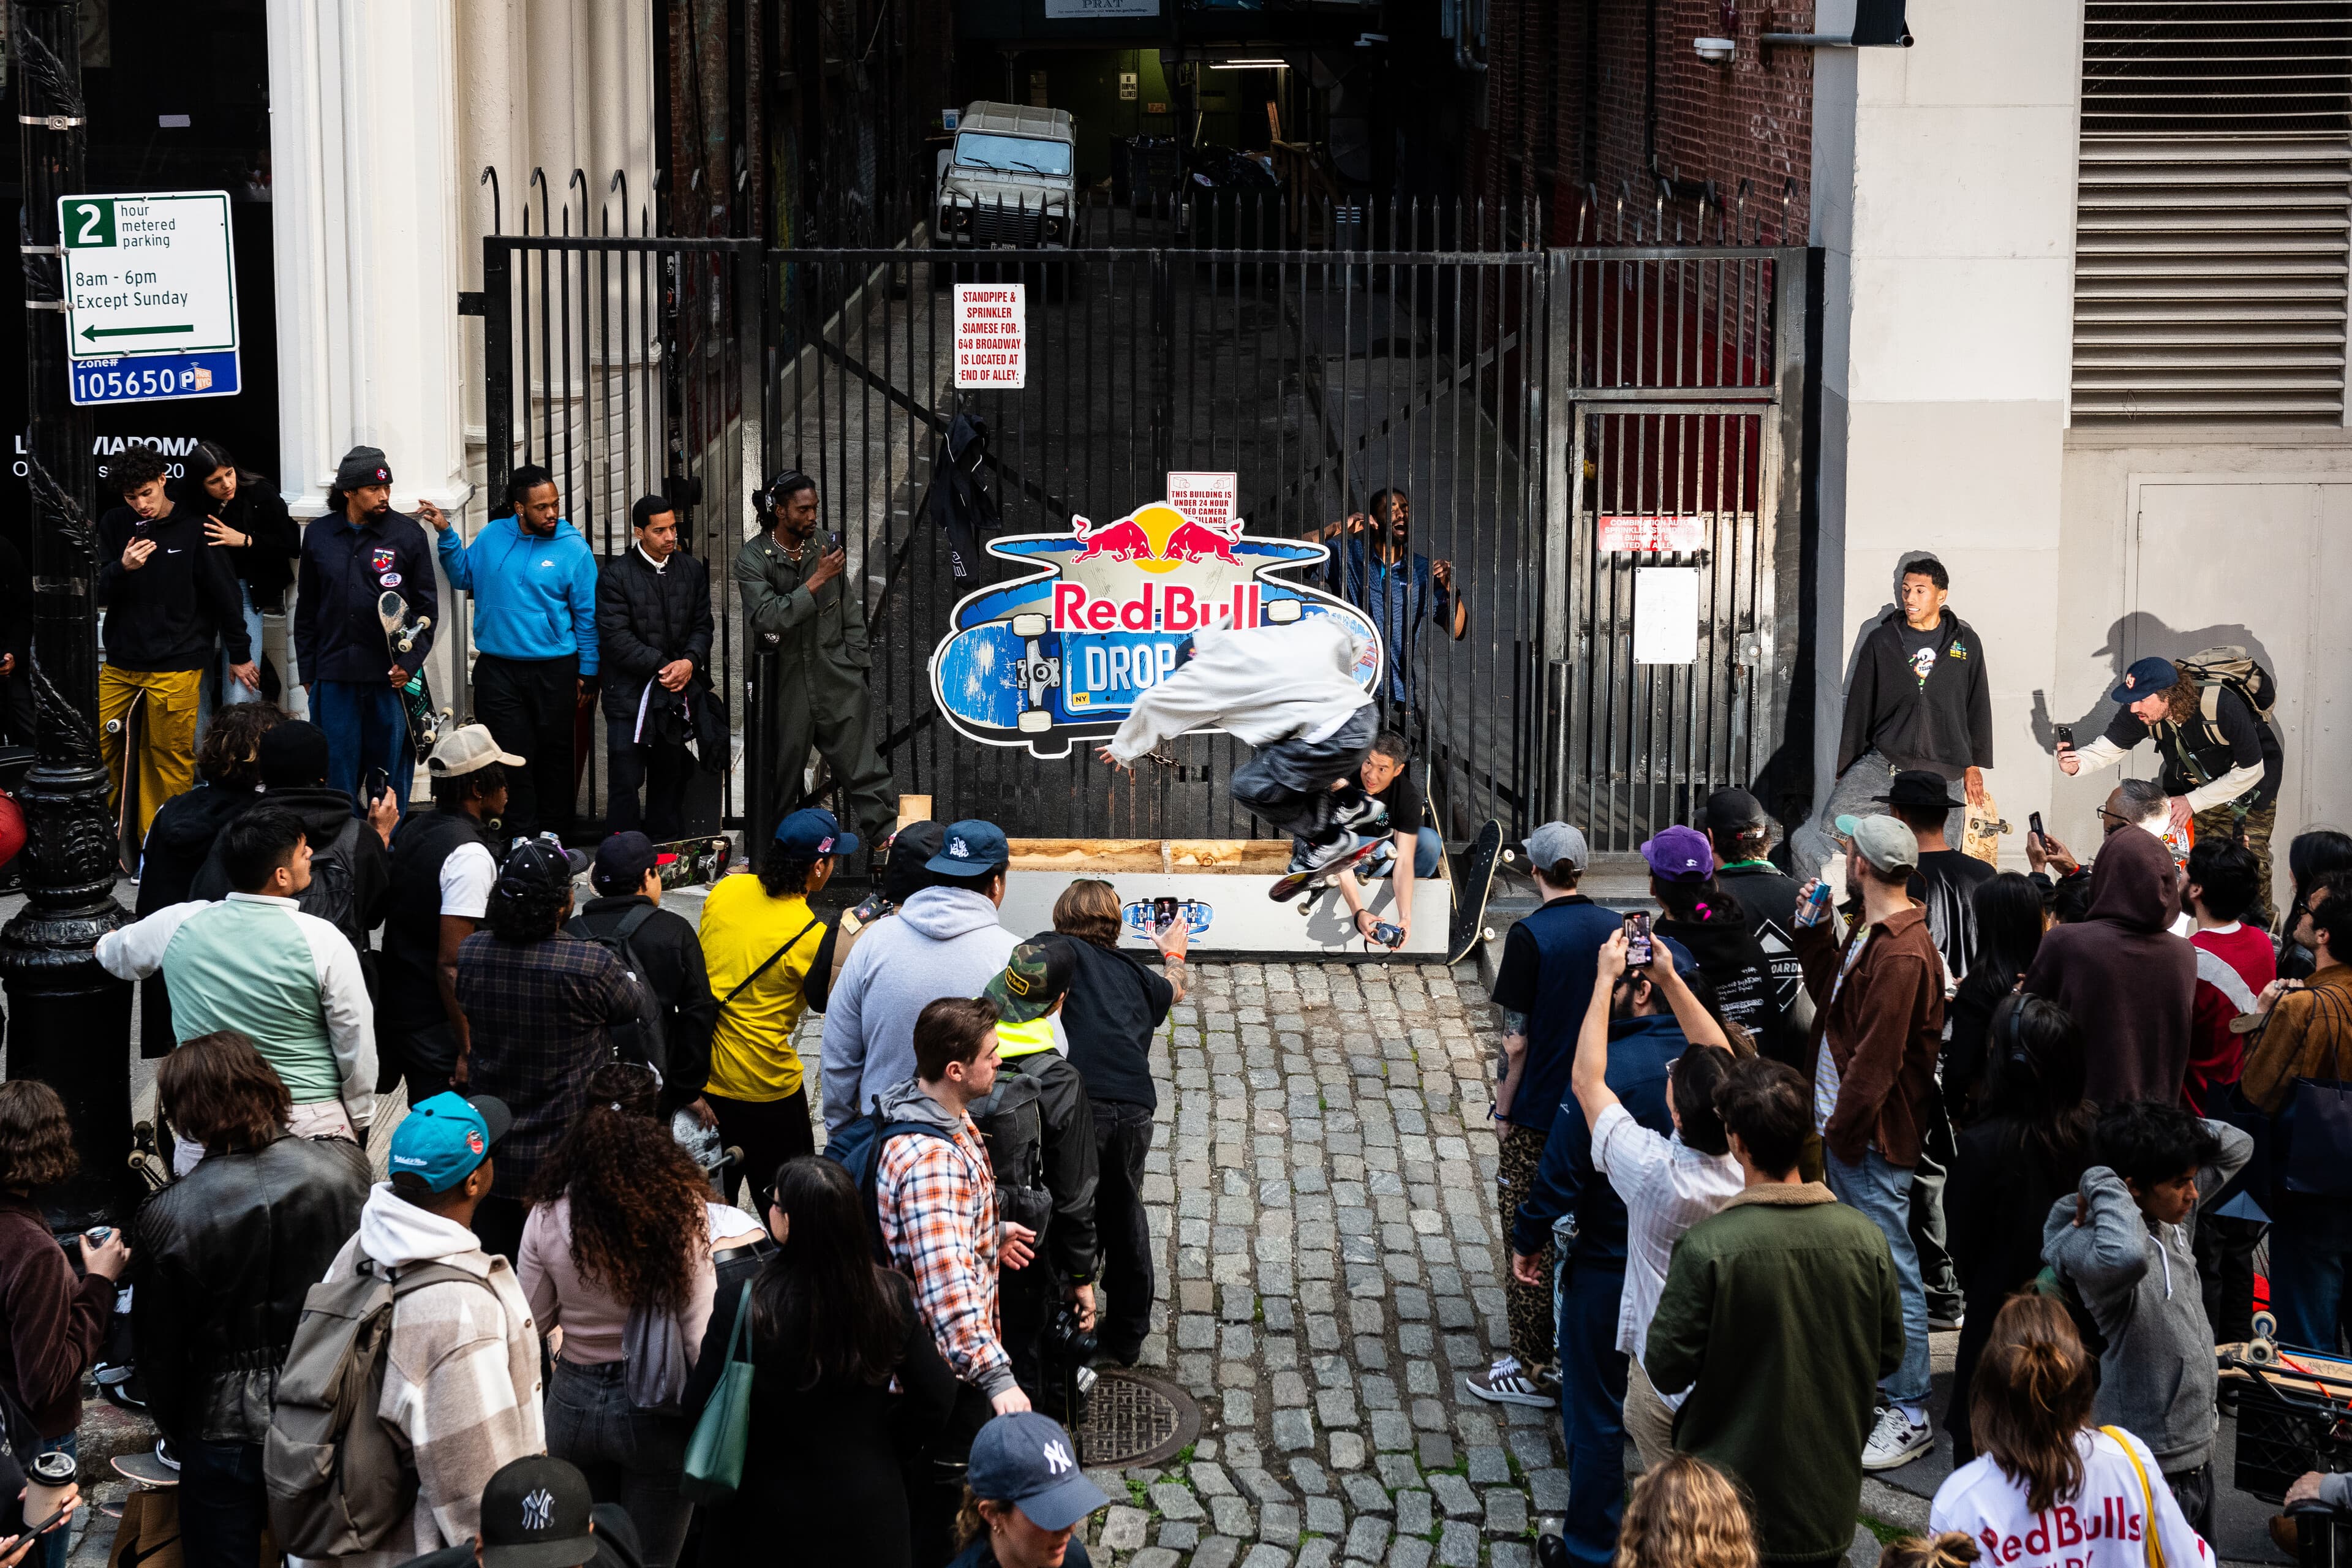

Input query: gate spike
[480,167,502,235]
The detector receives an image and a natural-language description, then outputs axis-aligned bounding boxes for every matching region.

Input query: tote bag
[680,1283,755,1503]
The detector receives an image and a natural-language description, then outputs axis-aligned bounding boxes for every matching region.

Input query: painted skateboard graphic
[105,685,146,876]
[1961,790,2010,867]
[652,835,732,890]
[1447,821,1508,966]
[377,590,448,760]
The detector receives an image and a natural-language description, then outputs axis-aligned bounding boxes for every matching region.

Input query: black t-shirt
[1715,863,1805,1017]
[1371,762,1424,836]
[1897,622,1941,690]
[1909,850,1997,981]
[1054,934,1174,1112]
[2100,682,2282,807]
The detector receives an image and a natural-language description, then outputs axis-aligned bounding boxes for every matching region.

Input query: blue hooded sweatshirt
[435,513,601,673]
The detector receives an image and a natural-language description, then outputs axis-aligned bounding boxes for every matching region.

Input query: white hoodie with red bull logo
[1104,616,1372,765]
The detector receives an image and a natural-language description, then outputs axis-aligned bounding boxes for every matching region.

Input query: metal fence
[477,176,1810,850]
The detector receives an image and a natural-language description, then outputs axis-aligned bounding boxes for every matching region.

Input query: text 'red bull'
[1053,581,1262,633]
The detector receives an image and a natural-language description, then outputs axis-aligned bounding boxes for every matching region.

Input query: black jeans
[375,1022,458,1107]
[1907,1096,1962,1320]
[707,1088,815,1214]
[607,733,696,840]
[1091,1098,1157,1361]
[1229,706,1377,848]
[473,652,579,840]
[178,1437,266,1568]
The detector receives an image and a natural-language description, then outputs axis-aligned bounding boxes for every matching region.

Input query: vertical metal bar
[1540,250,1575,827]
[484,242,516,508]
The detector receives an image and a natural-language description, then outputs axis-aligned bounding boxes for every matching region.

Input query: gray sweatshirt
[820,887,1019,1131]
[2041,1117,2253,1474]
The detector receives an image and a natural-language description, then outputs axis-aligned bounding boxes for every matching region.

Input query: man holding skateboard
[1096,616,1387,883]
[96,443,254,845]
[1795,554,1992,878]
[429,464,602,842]
[295,447,439,820]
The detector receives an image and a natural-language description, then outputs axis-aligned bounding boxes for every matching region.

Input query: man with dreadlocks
[454,838,641,1259]
[2062,652,2285,925]
[734,469,899,848]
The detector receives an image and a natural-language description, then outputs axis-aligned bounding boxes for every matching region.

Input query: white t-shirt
[1929,1427,2212,1568]
[706,1202,764,1240]
[439,841,499,919]
[1589,1102,1741,1407]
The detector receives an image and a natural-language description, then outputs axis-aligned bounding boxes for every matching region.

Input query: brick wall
[1465,0,1813,246]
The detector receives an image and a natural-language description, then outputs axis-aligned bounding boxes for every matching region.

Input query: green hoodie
[1644,1182,1905,1564]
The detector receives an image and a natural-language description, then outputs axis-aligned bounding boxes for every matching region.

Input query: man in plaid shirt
[454,837,641,1259]
[875,995,1040,1415]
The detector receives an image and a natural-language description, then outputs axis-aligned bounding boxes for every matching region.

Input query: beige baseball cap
[428,723,524,778]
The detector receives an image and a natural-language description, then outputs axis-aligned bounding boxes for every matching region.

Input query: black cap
[500,835,590,894]
[1874,769,1963,810]
[591,831,660,895]
[885,820,945,904]
[477,1456,596,1568]
[1702,787,1768,836]
[258,721,333,790]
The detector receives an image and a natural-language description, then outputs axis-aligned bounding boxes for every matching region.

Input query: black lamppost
[2,0,137,1227]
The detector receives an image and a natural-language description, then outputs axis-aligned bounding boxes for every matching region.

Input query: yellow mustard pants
[99,665,200,844]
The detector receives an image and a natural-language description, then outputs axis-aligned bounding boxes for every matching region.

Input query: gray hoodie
[2041,1118,2252,1474]
[820,886,1018,1131]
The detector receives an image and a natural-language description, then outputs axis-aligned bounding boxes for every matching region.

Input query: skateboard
[376,591,448,761]
[1961,789,2010,867]
[652,835,733,890]
[1268,834,1394,904]
[112,1447,178,1488]
[104,685,146,876]
[1447,820,1508,966]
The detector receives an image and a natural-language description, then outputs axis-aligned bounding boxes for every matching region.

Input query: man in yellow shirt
[696,808,855,1209]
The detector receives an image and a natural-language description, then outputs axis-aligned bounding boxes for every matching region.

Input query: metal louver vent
[2073,1,2352,423]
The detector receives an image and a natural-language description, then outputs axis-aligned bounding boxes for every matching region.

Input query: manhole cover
[1075,1367,1200,1469]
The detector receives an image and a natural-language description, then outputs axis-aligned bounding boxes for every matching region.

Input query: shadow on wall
[2027,612,2279,762]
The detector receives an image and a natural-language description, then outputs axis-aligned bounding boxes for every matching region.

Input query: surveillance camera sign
[58,190,241,405]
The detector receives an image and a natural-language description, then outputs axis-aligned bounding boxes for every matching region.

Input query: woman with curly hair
[1608,1452,1758,1568]
[521,1063,717,1568]
[698,1155,957,1568]
[1928,1293,2210,1566]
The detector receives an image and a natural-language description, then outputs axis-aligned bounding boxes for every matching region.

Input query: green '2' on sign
[63,198,116,249]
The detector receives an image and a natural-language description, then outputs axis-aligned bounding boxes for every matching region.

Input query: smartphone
[827,530,843,554]
[1624,911,1653,967]
[1152,895,1180,935]
[2054,724,2075,750]
[2029,811,2046,844]
[364,766,390,804]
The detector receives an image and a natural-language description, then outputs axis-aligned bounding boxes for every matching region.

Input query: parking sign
[58,190,241,405]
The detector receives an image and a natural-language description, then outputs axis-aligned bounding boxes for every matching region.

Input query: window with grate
[2073,1,2352,423]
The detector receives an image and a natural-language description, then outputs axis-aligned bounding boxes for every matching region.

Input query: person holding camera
[973,940,1099,1415]
[733,470,897,847]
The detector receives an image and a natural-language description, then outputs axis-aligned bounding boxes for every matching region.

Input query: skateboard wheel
[1297,900,1314,916]
[104,719,123,734]
[1499,848,1516,864]
[2252,1310,2277,1340]
[1010,612,1049,638]
[1481,926,1495,941]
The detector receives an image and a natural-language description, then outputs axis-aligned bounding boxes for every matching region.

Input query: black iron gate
[478,187,1807,849]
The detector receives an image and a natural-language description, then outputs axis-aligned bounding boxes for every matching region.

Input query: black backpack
[299,815,368,949]
[564,903,668,1077]
[821,1109,951,1262]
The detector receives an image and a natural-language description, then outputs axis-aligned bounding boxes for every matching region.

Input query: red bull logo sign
[930,496,1382,758]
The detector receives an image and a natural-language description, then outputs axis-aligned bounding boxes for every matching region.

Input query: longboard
[1961,789,2009,867]
[105,686,146,876]
[1447,820,1507,965]
[376,591,447,760]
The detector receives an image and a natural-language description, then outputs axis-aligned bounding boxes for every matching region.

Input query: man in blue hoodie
[428,465,600,840]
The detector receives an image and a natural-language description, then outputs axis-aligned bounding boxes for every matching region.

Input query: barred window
[2072,1,2352,422]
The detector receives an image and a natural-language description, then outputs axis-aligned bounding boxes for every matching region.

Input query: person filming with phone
[733,470,899,849]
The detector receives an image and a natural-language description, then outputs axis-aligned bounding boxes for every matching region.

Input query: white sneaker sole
[1861,1431,1933,1471]
[1464,1376,1554,1409]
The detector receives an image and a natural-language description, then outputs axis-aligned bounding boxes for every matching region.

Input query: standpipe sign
[954,282,1025,389]
[929,496,1383,758]
[59,190,241,406]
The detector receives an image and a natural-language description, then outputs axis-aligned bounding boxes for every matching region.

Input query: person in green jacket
[733,470,898,846]
[1644,1056,1907,1568]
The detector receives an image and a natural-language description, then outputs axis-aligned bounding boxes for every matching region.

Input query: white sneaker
[1464,1355,1553,1408]
[1861,1404,1933,1471]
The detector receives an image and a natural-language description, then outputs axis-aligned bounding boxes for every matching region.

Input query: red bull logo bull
[1071,515,1155,564]
[1162,519,1242,565]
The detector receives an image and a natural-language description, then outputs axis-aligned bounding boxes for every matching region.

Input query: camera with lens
[1039,1303,1100,1428]
[1045,1302,1098,1366]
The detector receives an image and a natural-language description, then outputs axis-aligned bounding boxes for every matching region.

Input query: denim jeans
[176,1437,266,1568]
[35,1433,74,1568]
[1825,1145,1932,1406]
[545,1358,693,1568]
[1411,826,1441,878]
[312,680,413,821]
[2268,1193,2352,1351]
[1551,1255,1630,1566]
[197,583,268,733]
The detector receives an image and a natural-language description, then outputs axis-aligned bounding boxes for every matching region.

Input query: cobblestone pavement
[1082,959,1563,1568]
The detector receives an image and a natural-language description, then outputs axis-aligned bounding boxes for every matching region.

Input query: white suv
[935,101,1082,250]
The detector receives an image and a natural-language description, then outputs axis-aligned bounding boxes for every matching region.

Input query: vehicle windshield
[954,131,1072,179]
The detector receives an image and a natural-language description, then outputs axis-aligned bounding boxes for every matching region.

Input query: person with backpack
[972,940,1099,1413]
[97,806,377,1165]
[455,839,642,1261]
[567,833,718,1123]
[279,1093,541,1568]
[2060,650,2285,926]
[519,1063,717,1568]
[134,1031,369,1568]
[191,720,396,953]
[696,809,852,1213]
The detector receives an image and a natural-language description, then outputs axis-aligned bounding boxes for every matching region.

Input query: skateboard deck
[112,1450,178,1488]
[1961,790,2009,867]
[1268,835,1393,903]
[377,591,447,761]
[652,835,732,890]
[1447,820,1506,965]
[106,686,146,876]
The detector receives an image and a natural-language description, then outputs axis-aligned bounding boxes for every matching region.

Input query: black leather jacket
[132,1133,371,1445]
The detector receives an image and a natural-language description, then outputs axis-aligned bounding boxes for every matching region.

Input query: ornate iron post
[2,0,137,1226]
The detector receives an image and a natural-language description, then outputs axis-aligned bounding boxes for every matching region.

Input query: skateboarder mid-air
[1096,617,1389,877]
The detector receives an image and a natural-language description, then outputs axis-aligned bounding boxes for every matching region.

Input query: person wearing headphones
[733,470,897,846]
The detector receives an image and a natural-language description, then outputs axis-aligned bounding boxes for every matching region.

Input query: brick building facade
[1464,0,1815,244]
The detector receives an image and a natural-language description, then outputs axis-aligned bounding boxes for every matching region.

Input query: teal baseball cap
[388,1093,513,1192]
